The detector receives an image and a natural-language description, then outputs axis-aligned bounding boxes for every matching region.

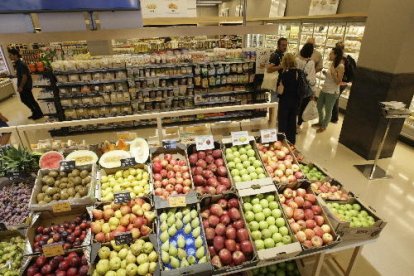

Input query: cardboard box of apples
[318,197,387,241]
[150,144,198,209]
[278,182,341,254]
[237,185,302,263]
[200,193,258,274]
[255,134,305,189]
[310,179,352,201]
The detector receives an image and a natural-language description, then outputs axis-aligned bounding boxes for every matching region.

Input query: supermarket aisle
[296,121,414,276]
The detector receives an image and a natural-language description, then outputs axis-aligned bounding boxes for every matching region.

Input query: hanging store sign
[309,0,340,16]
[141,0,196,18]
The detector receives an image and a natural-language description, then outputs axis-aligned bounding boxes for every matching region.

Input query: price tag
[114,192,131,204]
[231,131,250,146]
[115,232,133,245]
[8,171,21,181]
[42,242,64,257]
[52,202,71,213]
[163,140,177,149]
[260,128,278,143]
[195,135,215,151]
[0,222,7,231]
[60,160,76,171]
[168,196,186,207]
[120,158,137,167]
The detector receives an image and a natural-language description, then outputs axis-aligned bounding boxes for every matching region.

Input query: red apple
[240,240,253,254]
[232,251,246,265]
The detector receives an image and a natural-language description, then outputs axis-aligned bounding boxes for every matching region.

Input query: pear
[169,244,178,257]
[160,231,169,243]
[160,222,168,232]
[187,255,196,265]
[190,209,198,219]
[168,225,177,236]
[199,256,207,263]
[161,240,169,252]
[182,207,190,215]
[149,262,157,273]
[180,259,190,268]
[160,213,168,222]
[183,213,191,224]
[167,215,175,226]
[170,256,180,269]
[161,251,170,264]
[191,218,200,228]
[175,220,184,230]
[177,235,186,248]
[184,223,192,234]
[175,211,183,220]
[196,247,205,259]
[195,236,203,248]
[192,227,201,238]
[137,263,149,276]
[177,248,187,260]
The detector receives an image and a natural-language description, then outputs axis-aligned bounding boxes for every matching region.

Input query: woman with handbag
[277,53,301,144]
[315,47,345,133]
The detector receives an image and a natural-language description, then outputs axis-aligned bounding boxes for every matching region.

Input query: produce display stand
[1,102,277,149]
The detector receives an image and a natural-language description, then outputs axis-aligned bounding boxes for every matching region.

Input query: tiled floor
[1,92,414,275]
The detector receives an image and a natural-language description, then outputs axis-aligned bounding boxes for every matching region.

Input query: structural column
[339,0,414,159]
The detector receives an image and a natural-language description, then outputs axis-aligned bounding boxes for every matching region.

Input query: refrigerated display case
[0,78,15,101]
[0,46,10,75]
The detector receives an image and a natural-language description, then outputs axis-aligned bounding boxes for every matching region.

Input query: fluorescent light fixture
[197,0,222,4]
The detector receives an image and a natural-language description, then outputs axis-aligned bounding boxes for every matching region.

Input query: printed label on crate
[42,242,64,257]
[260,128,278,143]
[52,202,71,213]
[114,192,131,204]
[59,160,76,171]
[195,135,215,151]
[168,195,187,207]
[121,157,137,167]
[115,232,133,245]
[231,131,250,146]
[0,222,7,231]
[163,139,177,149]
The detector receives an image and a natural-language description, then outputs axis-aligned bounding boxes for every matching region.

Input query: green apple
[258,173,266,179]
[126,253,136,264]
[249,221,260,231]
[268,201,279,210]
[279,226,289,236]
[233,157,241,164]
[254,212,265,222]
[234,176,242,182]
[272,232,283,243]
[249,156,256,162]
[240,169,248,176]
[96,259,110,274]
[261,229,272,239]
[110,257,122,270]
[266,216,276,226]
[117,268,127,276]
[263,208,272,217]
[226,153,234,161]
[228,161,236,169]
[231,169,240,176]
[233,151,240,158]
[245,211,255,222]
[259,221,269,230]
[239,148,247,154]
[251,230,262,240]
[282,235,292,244]
[226,148,233,154]
[148,251,157,262]
[240,154,248,162]
[118,248,129,259]
[138,263,150,275]
[251,198,260,205]
[264,238,275,248]
[268,225,278,234]
[137,253,148,265]
[252,204,263,213]
[247,166,256,173]
[98,246,111,259]
[243,202,253,211]
[236,163,244,170]
[255,239,265,250]
[243,160,251,168]
[247,149,256,157]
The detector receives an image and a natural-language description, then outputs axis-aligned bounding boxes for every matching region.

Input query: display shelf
[33,83,52,88]
[59,91,126,99]
[195,100,241,106]
[134,74,193,80]
[56,79,128,87]
[54,67,126,75]
[61,102,131,109]
[200,90,255,97]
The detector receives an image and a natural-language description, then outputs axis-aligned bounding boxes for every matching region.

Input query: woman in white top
[296,43,317,130]
[315,47,344,133]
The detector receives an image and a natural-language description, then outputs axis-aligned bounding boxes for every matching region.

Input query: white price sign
[195,135,215,151]
[231,131,250,146]
[260,128,278,143]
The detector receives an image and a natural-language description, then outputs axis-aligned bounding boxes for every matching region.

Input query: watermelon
[39,151,64,169]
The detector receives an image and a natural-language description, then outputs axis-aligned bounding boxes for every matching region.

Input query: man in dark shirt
[267,37,288,101]
[8,48,43,120]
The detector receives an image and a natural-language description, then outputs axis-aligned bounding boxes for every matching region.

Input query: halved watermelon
[39,151,64,169]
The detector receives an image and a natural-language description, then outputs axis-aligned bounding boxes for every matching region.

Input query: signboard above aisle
[309,0,340,16]
[141,0,196,18]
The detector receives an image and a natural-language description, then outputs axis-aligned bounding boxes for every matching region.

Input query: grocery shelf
[134,74,193,80]
[56,79,128,87]
[195,100,241,106]
[61,102,131,109]
[201,90,256,97]
[54,67,126,75]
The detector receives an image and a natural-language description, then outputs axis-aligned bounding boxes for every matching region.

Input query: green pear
[190,209,198,219]
[161,250,170,264]
[160,222,168,232]
[191,218,200,228]
[160,213,168,222]
[168,225,177,236]
[143,242,154,254]
[161,240,169,252]
[187,255,196,265]
[181,259,190,268]
[117,268,127,276]
[192,227,201,238]
[170,256,180,269]
[96,259,110,275]
[148,251,158,262]
[199,256,207,263]
[160,231,170,243]
[130,243,142,256]
[177,235,186,248]
[184,223,192,234]
[183,214,191,224]
[196,247,205,259]
[195,236,203,248]
[149,262,157,273]
[167,215,175,226]
[175,220,184,230]
[137,263,149,276]
[125,263,138,276]
[126,253,136,264]
[177,248,187,260]
[169,244,178,257]
[182,208,190,214]
[136,253,148,265]
[175,211,183,220]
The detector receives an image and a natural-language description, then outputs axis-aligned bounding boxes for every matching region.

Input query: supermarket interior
[0,0,413,275]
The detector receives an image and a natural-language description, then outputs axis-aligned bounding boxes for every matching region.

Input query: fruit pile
[32,213,90,253]
[257,141,303,184]
[35,169,92,205]
[0,181,32,226]
[299,164,326,181]
[0,236,25,275]
[188,147,231,195]
[25,251,89,276]
[224,144,267,183]
[152,154,192,199]
[280,188,334,248]
[100,167,150,202]
[242,194,292,250]
[251,261,301,276]
[327,202,376,228]
[93,239,157,276]
[311,181,350,200]
[201,197,254,268]
[91,198,154,243]
[158,207,208,270]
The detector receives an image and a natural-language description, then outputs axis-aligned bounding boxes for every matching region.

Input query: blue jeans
[317,92,339,128]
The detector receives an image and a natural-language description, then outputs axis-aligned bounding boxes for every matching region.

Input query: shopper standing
[307,38,323,73]
[8,48,44,120]
[331,41,356,123]
[277,53,301,144]
[315,47,344,133]
[267,38,288,101]
[296,43,316,131]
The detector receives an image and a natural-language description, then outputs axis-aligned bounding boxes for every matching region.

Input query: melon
[129,138,149,164]
[39,151,64,169]
[99,150,131,168]
[66,150,98,166]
